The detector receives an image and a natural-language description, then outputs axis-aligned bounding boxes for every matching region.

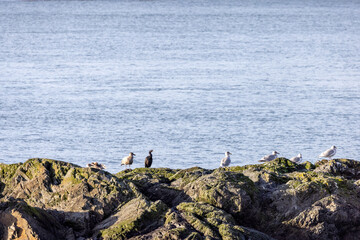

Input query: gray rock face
[1,158,360,240]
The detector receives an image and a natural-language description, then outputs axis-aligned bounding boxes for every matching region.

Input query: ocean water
[0,0,359,173]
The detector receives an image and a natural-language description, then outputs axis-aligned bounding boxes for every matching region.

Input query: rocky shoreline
[1,158,360,240]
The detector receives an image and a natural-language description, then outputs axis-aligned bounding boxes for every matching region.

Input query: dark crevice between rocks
[0,182,5,197]
[43,161,58,186]
[46,208,101,238]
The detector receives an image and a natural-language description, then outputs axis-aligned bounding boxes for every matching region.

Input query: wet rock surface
[1,158,360,239]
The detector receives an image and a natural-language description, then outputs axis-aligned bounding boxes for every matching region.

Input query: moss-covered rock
[0,158,135,236]
[177,202,274,240]
[302,161,315,170]
[116,167,177,183]
[1,158,360,240]
[0,162,22,182]
[182,169,256,225]
[117,167,191,207]
[314,159,360,179]
[94,197,168,239]
[256,158,301,174]
[225,158,300,175]
[170,167,213,189]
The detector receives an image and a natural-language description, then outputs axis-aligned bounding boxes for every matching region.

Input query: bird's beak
[133,153,136,156]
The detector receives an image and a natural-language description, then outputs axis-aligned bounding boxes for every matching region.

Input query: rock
[259,161,360,239]
[283,195,360,240]
[0,158,134,237]
[117,168,190,207]
[314,159,360,179]
[181,169,255,225]
[93,196,168,239]
[0,200,74,240]
[1,157,360,240]
[176,202,274,240]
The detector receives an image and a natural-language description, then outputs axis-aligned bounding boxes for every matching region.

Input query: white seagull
[121,152,135,169]
[319,146,337,159]
[220,152,232,167]
[290,153,302,164]
[259,151,280,162]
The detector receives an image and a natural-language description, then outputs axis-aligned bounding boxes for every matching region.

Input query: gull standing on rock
[319,146,337,160]
[145,150,153,168]
[259,151,280,162]
[220,152,232,167]
[121,152,135,169]
[290,153,302,164]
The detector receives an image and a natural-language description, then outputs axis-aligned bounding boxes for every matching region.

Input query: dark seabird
[145,150,153,168]
[121,152,135,169]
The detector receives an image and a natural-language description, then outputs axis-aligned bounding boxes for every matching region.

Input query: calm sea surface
[0,0,359,173]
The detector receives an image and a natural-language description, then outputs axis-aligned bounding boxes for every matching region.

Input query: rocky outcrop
[1,158,360,240]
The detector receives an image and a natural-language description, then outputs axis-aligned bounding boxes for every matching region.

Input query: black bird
[145,150,153,168]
